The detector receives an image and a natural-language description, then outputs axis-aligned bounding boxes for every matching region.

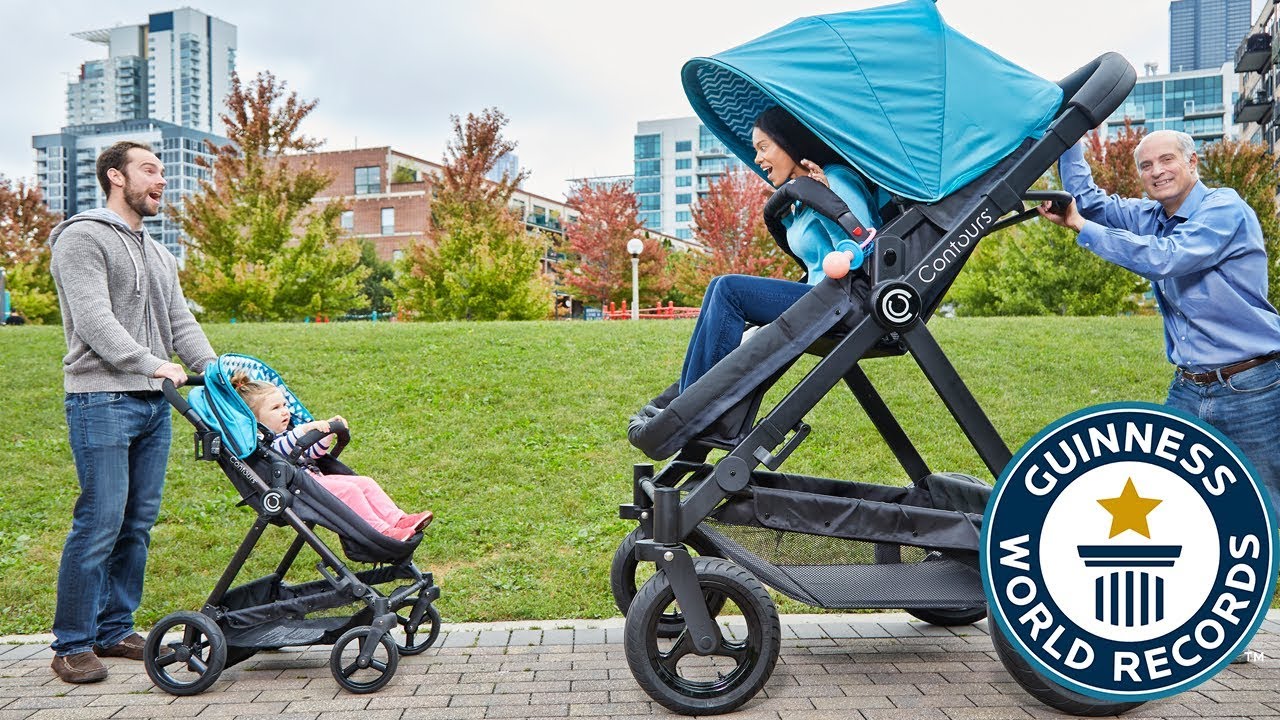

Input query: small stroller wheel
[611,526,727,637]
[330,626,399,694]
[624,557,780,715]
[394,602,441,656]
[990,613,1144,716]
[145,611,227,696]
[873,545,986,626]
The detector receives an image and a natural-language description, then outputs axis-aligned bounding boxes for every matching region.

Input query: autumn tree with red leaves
[174,71,368,321]
[1084,119,1145,196]
[0,176,61,323]
[1200,138,1280,307]
[561,179,670,306]
[395,107,550,320]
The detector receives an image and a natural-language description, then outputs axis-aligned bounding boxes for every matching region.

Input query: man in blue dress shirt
[1039,129,1280,518]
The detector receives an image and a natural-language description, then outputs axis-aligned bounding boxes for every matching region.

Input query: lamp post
[626,237,644,321]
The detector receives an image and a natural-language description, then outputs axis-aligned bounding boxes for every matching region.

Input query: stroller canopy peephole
[681,0,1064,202]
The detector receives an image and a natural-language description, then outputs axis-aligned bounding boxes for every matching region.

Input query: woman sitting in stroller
[679,105,884,392]
[231,371,433,541]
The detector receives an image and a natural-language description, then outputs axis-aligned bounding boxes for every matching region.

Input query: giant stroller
[612,1,1141,716]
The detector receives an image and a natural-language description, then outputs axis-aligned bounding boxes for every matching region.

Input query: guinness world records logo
[982,403,1277,701]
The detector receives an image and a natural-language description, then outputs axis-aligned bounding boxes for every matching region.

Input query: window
[676,210,692,222]
[675,228,692,240]
[355,166,380,195]
[340,210,354,231]
[633,176,660,193]
[675,193,692,205]
[635,159,660,176]
[675,175,692,187]
[675,158,692,170]
[675,140,692,153]
[634,134,661,160]
[638,211,661,228]
[637,194,661,211]
[381,207,395,234]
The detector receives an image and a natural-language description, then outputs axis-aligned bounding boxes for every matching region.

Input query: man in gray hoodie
[47,140,216,683]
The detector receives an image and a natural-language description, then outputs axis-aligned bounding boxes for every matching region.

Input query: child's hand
[328,415,348,431]
[298,420,330,435]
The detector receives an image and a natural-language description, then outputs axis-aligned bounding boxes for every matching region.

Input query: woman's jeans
[52,392,172,656]
[680,274,811,392]
[1165,359,1280,525]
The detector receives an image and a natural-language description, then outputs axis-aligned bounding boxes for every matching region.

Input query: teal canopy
[682,0,1064,202]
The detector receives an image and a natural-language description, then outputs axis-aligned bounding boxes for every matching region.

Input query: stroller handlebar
[764,176,871,276]
[288,422,350,463]
[161,374,205,426]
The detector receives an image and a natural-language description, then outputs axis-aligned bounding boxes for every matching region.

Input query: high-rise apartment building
[1170,0,1253,72]
[633,117,745,239]
[36,9,235,259]
[64,9,236,134]
[1107,63,1237,145]
[33,119,223,257]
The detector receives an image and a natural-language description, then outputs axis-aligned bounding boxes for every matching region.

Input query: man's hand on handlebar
[1038,198,1085,233]
[153,362,188,387]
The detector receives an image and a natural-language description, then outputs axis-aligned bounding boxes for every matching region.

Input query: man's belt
[1180,352,1280,385]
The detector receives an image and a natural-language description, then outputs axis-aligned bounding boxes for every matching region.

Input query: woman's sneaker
[51,652,108,683]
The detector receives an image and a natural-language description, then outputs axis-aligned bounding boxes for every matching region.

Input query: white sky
[0,0,1232,200]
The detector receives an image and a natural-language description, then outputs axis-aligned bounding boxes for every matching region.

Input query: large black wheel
[873,545,986,626]
[611,526,727,637]
[990,613,1144,716]
[624,557,780,715]
[145,611,227,696]
[393,601,441,656]
[330,626,399,694]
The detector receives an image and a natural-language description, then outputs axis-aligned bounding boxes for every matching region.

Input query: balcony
[526,214,564,233]
[1235,32,1272,73]
[1235,91,1274,125]
[1183,102,1225,119]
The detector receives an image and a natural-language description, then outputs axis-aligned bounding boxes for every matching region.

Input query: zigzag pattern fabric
[693,64,774,156]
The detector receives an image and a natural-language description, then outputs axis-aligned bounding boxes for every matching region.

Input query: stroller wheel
[394,602,441,656]
[624,557,780,716]
[330,626,399,694]
[144,611,227,696]
[990,612,1144,716]
[873,545,986,626]
[611,526,727,638]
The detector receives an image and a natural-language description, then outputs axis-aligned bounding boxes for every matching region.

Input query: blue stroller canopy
[681,0,1064,203]
[189,353,314,460]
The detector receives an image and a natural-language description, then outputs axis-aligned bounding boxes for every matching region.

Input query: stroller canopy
[189,353,315,460]
[682,0,1064,202]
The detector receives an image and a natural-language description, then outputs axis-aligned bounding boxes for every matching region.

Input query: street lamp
[626,237,645,321]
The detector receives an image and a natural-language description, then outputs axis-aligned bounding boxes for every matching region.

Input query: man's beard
[124,182,160,218]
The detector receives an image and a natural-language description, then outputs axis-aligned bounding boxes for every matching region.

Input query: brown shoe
[93,632,147,661]
[51,651,108,683]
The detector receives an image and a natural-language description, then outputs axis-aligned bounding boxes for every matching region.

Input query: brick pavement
[0,611,1276,720]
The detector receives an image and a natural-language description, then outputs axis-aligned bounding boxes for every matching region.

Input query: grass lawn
[1,316,1275,636]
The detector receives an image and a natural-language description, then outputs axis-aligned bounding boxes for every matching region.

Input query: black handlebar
[763,176,870,245]
[1057,52,1136,128]
[162,374,205,428]
[288,420,350,463]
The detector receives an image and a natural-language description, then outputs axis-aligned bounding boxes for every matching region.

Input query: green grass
[0,317,1275,635]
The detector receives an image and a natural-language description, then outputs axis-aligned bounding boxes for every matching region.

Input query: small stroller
[149,353,441,695]
[613,1,1139,717]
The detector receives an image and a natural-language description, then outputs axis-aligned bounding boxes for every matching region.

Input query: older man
[1040,128,1280,517]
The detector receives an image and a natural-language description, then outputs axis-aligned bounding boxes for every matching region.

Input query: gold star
[1097,478,1163,539]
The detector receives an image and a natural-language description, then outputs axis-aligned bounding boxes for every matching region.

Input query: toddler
[232,371,432,541]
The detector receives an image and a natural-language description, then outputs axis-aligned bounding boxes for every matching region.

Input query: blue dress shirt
[1059,142,1280,372]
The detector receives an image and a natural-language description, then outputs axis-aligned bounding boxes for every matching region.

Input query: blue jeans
[680,274,812,392]
[1165,359,1280,525]
[52,392,172,656]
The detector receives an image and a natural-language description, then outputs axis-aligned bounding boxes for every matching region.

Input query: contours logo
[982,403,1278,702]
[916,206,993,283]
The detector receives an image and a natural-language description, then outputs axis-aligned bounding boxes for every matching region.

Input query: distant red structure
[603,301,700,320]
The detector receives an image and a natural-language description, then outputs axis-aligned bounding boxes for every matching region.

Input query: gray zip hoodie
[49,208,215,393]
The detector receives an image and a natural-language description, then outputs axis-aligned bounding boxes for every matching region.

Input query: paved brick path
[1,611,1276,720]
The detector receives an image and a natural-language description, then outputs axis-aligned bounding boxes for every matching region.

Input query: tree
[1198,138,1280,308]
[669,167,791,304]
[561,179,670,306]
[355,241,395,315]
[174,71,369,321]
[395,108,550,320]
[0,177,61,324]
[947,127,1149,316]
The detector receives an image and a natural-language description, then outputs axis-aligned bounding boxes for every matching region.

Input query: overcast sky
[0,0,1229,200]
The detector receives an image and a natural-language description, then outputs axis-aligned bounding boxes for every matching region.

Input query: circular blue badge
[982,402,1277,702]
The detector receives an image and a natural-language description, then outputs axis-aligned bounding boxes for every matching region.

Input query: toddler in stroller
[144,353,441,696]
[231,371,434,541]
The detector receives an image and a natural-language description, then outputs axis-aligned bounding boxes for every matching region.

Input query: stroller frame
[145,376,441,696]
[616,54,1140,717]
